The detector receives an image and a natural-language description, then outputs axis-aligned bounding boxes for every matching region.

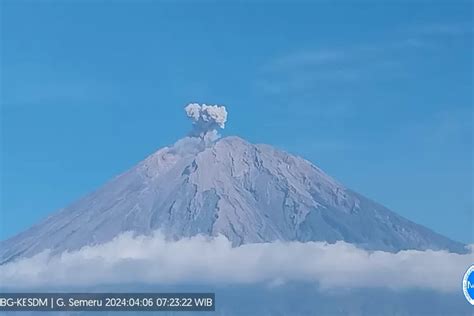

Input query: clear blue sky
[1,1,472,243]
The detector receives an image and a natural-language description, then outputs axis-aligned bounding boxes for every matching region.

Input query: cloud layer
[0,232,472,291]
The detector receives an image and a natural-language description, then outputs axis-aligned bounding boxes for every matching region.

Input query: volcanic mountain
[0,104,466,264]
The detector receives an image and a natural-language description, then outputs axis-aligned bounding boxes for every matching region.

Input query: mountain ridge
[0,135,466,264]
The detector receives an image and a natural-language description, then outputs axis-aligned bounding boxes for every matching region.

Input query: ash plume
[185,103,228,138]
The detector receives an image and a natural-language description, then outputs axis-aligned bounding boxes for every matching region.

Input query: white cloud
[414,22,474,36]
[0,231,472,291]
[264,50,346,72]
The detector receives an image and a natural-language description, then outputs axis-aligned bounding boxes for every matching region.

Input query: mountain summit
[0,105,466,264]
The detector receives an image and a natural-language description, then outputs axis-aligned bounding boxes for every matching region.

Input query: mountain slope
[0,136,465,264]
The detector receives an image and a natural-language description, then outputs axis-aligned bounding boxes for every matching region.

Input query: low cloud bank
[0,232,472,291]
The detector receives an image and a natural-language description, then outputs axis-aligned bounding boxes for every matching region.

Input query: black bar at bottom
[0,293,215,311]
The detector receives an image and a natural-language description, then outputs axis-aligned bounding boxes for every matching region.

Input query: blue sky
[1,1,472,243]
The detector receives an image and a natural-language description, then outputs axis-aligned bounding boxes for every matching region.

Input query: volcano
[0,104,466,264]
[1,139,466,264]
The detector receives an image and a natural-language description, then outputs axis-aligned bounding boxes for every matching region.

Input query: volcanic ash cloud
[185,103,228,137]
